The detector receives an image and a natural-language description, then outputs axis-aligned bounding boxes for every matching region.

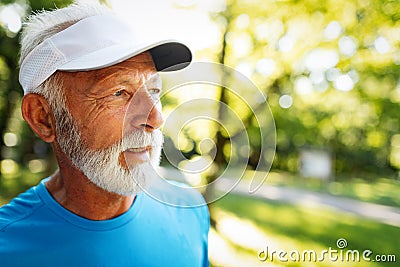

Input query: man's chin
[87,170,145,196]
[77,159,161,197]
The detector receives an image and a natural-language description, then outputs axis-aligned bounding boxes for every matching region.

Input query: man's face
[54,52,164,195]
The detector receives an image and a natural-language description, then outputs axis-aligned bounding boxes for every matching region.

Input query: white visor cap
[19,14,192,94]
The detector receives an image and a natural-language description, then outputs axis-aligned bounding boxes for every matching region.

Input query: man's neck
[45,168,135,221]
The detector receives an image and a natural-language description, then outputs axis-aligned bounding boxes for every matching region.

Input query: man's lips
[117,145,156,169]
[122,146,152,165]
[123,146,152,160]
[125,146,151,153]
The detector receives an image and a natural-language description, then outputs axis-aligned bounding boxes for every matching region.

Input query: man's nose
[128,91,164,132]
[141,102,164,131]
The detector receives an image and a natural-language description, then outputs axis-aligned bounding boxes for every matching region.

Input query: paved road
[214,177,400,227]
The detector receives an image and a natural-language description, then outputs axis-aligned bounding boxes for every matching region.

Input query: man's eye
[113,90,124,97]
[113,86,127,97]
[149,88,161,94]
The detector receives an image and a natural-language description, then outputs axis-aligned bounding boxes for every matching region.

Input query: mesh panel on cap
[20,40,66,93]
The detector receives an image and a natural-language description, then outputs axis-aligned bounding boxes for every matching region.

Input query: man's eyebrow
[105,73,144,86]
[143,75,162,88]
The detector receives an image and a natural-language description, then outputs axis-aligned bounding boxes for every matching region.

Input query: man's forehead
[90,65,161,85]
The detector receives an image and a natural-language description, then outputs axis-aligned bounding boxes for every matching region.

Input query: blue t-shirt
[0,179,209,267]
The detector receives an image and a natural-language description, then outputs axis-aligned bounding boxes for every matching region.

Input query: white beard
[54,106,163,196]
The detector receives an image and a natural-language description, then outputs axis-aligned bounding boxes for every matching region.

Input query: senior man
[0,3,209,266]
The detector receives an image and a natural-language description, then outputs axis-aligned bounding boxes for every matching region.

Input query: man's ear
[21,93,56,143]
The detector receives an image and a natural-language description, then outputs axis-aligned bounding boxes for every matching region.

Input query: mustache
[119,130,164,151]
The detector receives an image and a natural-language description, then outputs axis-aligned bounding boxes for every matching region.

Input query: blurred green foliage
[159,0,400,183]
[192,0,400,177]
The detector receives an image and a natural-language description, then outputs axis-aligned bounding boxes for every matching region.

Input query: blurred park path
[215,177,400,228]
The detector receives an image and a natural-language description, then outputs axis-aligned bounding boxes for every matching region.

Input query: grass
[209,193,400,267]
[238,170,400,208]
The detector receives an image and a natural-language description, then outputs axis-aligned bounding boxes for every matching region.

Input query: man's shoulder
[0,184,43,231]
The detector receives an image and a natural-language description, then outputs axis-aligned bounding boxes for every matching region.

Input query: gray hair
[19,2,112,109]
